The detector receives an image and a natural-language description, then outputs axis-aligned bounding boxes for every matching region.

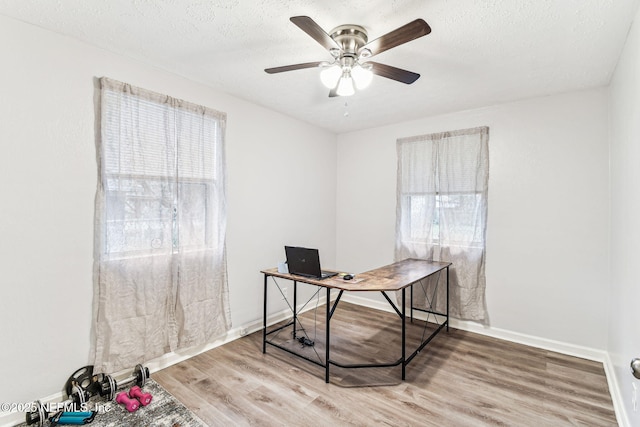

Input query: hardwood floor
[154,302,617,426]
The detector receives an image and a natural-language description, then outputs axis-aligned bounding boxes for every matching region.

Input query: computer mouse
[343,274,354,281]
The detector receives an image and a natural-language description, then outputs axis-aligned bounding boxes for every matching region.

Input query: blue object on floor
[50,411,96,425]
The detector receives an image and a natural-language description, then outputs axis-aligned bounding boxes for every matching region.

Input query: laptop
[284,246,338,280]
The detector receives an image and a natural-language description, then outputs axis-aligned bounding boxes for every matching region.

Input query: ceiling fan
[265,16,431,97]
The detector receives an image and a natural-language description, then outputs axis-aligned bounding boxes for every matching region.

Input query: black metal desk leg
[293,281,298,339]
[446,266,450,332]
[325,287,331,383]
[263,274,268,353]
[410,285,414,322]
[402,287,406,380]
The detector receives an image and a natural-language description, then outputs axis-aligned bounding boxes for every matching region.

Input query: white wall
[609,7,640,426]
[336,89,610,350]
[0,14,336,409]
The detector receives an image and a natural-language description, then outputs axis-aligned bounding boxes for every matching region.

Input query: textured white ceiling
[0,0,638,133]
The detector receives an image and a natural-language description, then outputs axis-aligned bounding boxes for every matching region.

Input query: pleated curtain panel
[91,77,232,373]
[395,126,489,323]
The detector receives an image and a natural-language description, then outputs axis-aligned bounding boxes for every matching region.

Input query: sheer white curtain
[91,78,231,372]
[395,127,489,322]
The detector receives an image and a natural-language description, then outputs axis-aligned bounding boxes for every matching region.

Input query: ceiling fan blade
[290,16,341,52]
[328,87,338,97]
[264,61,324,74]
[368,61,420,84]
[361,19,431,57]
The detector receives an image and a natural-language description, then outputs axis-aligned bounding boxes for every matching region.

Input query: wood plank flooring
[154,302,617,426]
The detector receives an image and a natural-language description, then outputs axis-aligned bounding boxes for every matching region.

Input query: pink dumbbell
[116,391,139,412]
[129,386,153,406]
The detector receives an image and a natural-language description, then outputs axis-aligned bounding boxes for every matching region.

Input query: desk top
[261,258,451,292]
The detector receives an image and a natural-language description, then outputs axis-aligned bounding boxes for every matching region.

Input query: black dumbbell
[92,364,149,401]
[25,384,88,427]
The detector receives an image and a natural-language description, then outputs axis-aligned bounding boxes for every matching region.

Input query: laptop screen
[284,246,322,278]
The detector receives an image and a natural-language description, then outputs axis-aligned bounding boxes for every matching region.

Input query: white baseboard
[603,352,630,427]
[128,293,329,375]
[449,318,607,362]
[341,293,607,361]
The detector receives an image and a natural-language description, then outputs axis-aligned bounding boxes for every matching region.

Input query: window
[403,193,484,246]
[101,91,221,258]
[395,126,489,322]
[92,78,231,373]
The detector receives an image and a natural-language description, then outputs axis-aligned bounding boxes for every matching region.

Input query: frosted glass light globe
[351,64,373,89]
[320,65,342,89]
[336,76,355,96]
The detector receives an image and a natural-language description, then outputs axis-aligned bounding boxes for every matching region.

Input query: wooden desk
[261,258,451,382]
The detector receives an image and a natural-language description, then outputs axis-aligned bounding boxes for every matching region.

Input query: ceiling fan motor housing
[330,25,368,59]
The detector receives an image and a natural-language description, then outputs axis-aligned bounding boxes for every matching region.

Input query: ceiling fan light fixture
[266,16,431,98]
[336,73,355,97]
[320,65,342,89]
[351,64,373,90]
